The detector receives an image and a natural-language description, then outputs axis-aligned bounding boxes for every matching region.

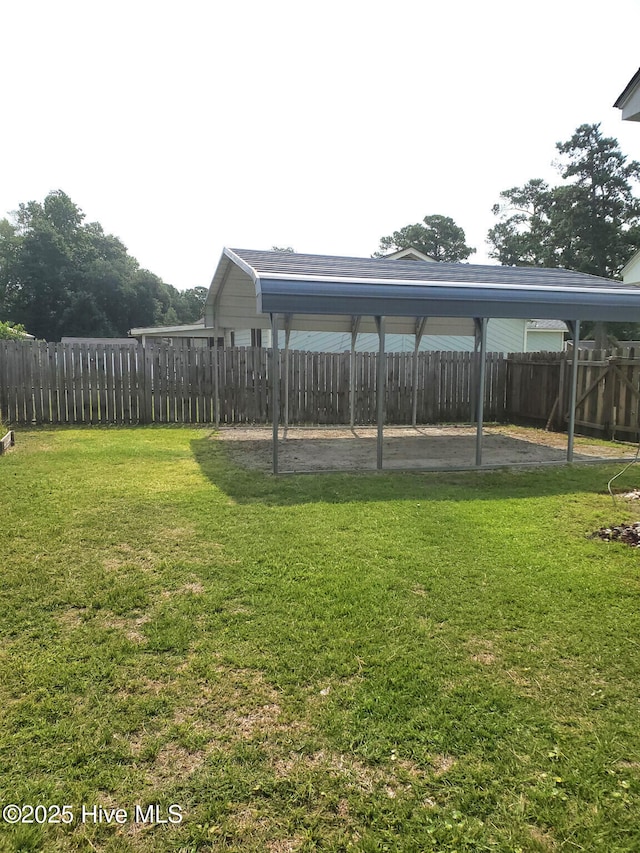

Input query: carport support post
[271,313,280,474]
[283,315,291,433]
[412,317,428,427]
[213,327,220,426]
[376,316,386,470]
[349,317,361,428]
[567,320,581,462]
[475,317,488,467]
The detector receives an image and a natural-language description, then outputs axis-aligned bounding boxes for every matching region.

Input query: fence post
[142,343,153,424]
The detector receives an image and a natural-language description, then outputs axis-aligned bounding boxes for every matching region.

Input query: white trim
[223,247,259,282]
[129,322,205,335]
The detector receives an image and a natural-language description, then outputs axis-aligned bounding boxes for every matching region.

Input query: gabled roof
[382,247,435,262]
[526,319,567,331]
[614,67,640,121]
[207,248,640,326]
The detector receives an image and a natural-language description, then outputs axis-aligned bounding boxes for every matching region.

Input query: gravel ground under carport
[215,424,634,473]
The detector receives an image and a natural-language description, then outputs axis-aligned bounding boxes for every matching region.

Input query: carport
[207,248,640,474]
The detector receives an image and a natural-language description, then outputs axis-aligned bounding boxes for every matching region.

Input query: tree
[376,215,476,262]
[174,286,207,321]
[1,190,204,340]
[0,219,20,314]
[0,320,26,340]
[489,126,640,278]
[556,124,640,278]
[488,124,640,343]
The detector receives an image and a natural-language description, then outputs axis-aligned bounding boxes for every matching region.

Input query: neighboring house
[621,250,640,285]
[382,247,436,262]
[130,249,568,354]
[128,322,219,347]
[525,319,567,351]
[614,67,640,122]
[272,318,566,354]
[617,67,640,299]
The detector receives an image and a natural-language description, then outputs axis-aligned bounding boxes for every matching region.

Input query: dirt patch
[148,743,206,783]
[431,754,456,776]
[161,581,205,598]
[98,613,150,644]
[216,425,631,473]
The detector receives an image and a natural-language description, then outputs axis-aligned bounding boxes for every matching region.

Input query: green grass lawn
[2,427,640,852]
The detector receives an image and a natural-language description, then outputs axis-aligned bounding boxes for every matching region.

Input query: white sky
[3,0,640,291]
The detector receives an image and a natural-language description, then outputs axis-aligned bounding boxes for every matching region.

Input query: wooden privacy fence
[0,340,507,427]
[506,348,640,441]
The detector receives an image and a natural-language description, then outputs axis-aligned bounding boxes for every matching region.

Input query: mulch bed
[589,490,640,547]
[591,522,640,547]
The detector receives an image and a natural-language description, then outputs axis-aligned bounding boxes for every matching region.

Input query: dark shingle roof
[230,248,620,289]
[221,248,640,324]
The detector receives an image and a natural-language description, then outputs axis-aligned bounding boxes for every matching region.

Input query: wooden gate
[506,349,640,441]
[573,351,640,440]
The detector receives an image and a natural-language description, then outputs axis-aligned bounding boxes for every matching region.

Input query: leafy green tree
[489,126,640,278]
[0,320,26,340]
[488,124,640,347]
[377,215,476,262]
[1,190,205,340]
[0,219,20,315]
[556,124,640,278]
[488,124,640,343]
[173,286,207,322]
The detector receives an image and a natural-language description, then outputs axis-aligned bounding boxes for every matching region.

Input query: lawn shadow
[190,434,633,507]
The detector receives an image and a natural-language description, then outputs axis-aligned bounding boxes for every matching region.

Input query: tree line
[1,123,639,342]
[0,192,206,341]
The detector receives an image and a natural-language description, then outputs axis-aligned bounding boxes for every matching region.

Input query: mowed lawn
[2,428,640,852]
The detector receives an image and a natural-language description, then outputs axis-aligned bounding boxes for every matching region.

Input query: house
[266,318,566,354]
[622,249,640,285]
[614,67,640,122]
[130,249,566,354]
[127,322,218,348]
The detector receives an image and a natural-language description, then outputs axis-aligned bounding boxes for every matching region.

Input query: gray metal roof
[215,248,640,324]
[526,319,567,331]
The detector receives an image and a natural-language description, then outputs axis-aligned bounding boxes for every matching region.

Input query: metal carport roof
[210,248,640,324]
[207,248,640,474]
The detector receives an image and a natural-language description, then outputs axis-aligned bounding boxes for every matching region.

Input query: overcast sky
[3,0,640,291]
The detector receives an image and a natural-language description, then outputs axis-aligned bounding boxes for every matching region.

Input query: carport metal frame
[208,249,640,475]
[268,311,584,476]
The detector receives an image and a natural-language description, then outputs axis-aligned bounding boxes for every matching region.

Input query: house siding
[623,252,640,284]
[276,318,526,355]
[525,331,564,352]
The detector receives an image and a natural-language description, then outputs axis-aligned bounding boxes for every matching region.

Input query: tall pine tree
[488,124,640,343]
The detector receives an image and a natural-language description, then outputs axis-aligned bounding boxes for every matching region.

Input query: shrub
[0,321,27,341]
